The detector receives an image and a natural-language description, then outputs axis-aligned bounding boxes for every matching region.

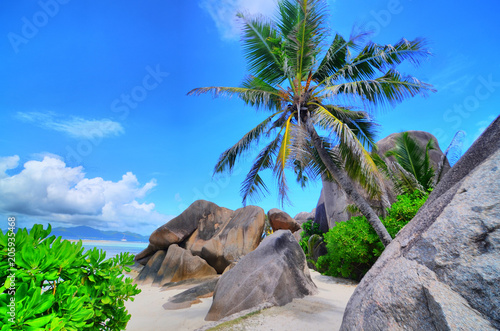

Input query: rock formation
[135,250,167,285]
[340,117,500,330]
[152,244,217,286]
[135,201,265,283]
[315,131,451,232]
[136,200,233,263]
[293,209,315,225]
[267,208,301,232]
[162,277,219,310]
[197,205,265,273]
[205,230,318,321]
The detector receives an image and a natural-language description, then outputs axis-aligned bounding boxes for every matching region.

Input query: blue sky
[0,0,498,235]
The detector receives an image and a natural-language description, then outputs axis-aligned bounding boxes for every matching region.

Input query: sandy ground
[125,270,357,331]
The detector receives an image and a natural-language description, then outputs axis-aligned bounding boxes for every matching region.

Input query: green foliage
[0,224,141,330]
[298,219,322,252]
[317,191,428,280]
[376,132,436,195]
[299,220,323,268]
[382,190,428,238]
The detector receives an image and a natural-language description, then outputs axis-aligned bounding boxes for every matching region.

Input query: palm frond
[326,38,432,83]
[187,85,281,111]
[389,161,425,195]
[241,135,282,204]
[278,0,327,80]
[373,153,424,195]
[321,105,378,150]
[240,76,283,111]
[273,114,295,204]
[214,113,279,174]
[237,12,285,85]
[313,31,369,83]
[322,69,435,109]
[311,102,383,197]
[385,132,435,190]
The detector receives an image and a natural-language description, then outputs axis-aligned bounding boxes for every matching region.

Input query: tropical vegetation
[316,190,428,280]
[0,224,140,330]
[188,0,434,247]
[298,219,323,268]
[373,132,436,195]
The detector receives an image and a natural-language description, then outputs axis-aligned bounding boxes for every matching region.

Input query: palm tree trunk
[305,119,393,247]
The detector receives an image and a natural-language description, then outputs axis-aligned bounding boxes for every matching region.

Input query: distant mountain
[46,226,149,242]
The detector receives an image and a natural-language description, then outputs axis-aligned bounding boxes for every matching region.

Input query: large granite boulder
[315,131,450,232]
[205,230,318,321]
[267,208,301,232]
[315,178,350,232]
[340,117,500,330]
[135,250,167,285]
[162,277,219,310]
[197,205,265,273]
[135,200,233,264]
[136,201,265,285]
[152,244,217,286]
[294,209,315,226]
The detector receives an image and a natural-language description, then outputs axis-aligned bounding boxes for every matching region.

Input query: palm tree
[373,132,436,195]
[188,0,434,247]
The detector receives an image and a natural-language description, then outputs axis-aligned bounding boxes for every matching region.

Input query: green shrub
[316,216,383,280]
[383,190,428,238]
[317,191,428,281]
[0,224,141,330]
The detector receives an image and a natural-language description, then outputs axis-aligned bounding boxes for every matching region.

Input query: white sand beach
[125,270,357,331]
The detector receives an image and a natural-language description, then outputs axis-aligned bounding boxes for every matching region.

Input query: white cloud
[0,155,20,179]
[16,111,124,139]
[199,0,278,40]
[0,156,171,234]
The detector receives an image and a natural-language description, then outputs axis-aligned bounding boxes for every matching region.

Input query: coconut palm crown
[188,0,435,246]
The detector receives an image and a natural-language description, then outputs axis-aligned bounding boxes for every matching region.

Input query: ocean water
[79,241,148,259]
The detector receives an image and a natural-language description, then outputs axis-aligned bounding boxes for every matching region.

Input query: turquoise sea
[79,241,148,259]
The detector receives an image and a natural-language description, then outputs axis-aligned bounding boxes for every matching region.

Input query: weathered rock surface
[135,200,233,263]
[152,244,217,286]
[315,178,350,232]
[293,209,315,225]
[205,230,318,321]
[199,205,265,273]
[162,277,219,310]
[135,250,166,285]
[315,131,450,232]
[136,201,265,287]
[340,117,500,330]
[268,208,301,232]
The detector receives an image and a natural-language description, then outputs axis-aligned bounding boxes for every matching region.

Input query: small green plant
[317,191,428,280]
[299,220,324,269]
[0,224,141,330]
[299,219,322,252]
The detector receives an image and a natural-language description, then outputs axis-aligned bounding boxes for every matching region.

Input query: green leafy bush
[0,224,141,330]
[317,191,428,280]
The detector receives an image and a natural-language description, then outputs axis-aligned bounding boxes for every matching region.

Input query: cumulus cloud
[0,156,171,234]
[16,111,124,139]
[199,0,278,40]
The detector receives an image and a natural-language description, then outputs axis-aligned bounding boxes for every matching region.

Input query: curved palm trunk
[305,119,393,247]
